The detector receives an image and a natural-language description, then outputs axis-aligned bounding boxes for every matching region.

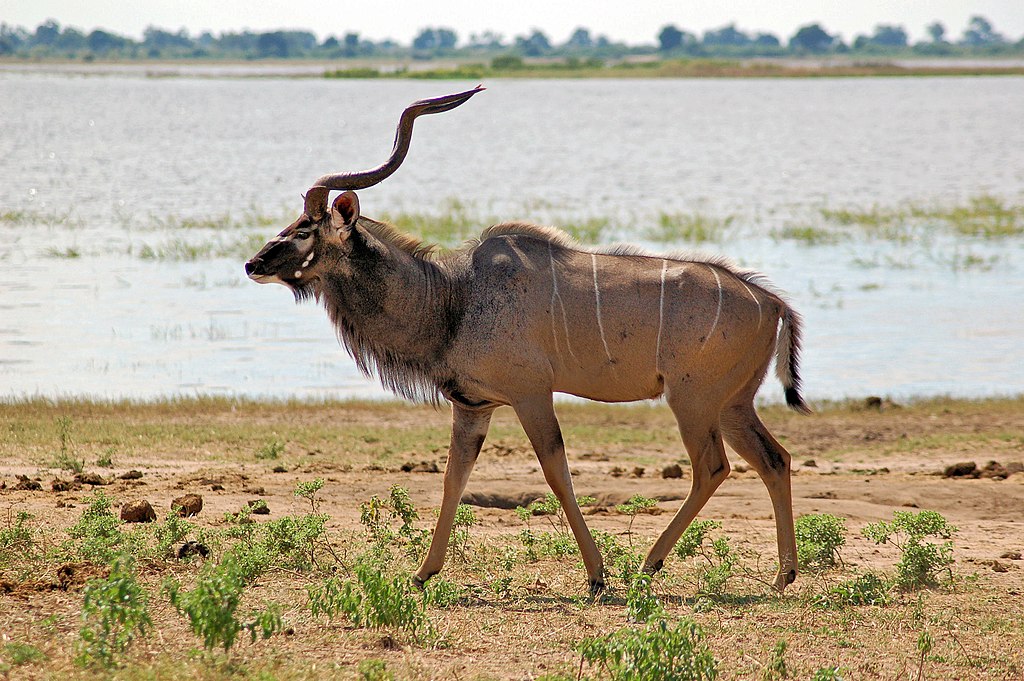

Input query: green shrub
[515,492,596,535]
[255,439,284,460]
[294,478,325,512]
[0,511,36,562]
[625,573,664,623]
[815,573,891,608]
[152,511,195,559]
[592,529,642,587]
[166,555,281,651]
[763,640,789,680]
[616,494,658,547]
[863,510,957,589]
[448,503,478,562]
[360,484,429,556]
[795,514,847,569]
[307,560,434,642]
[674,520,737,596]
[2,642,45,667]
[76,555,152,668]
[65,491,141,563]
[578,618,718,680]
[358,659,395,681]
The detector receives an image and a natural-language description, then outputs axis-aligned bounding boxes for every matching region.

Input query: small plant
[2,642,45,668]
[616,494,658,548]
[307,561,434,642]
[448,503,478,562]
[814,573,891,608]
[0,511,36,562]
[625,573,664,623]
[166,555,281,651]
[795,514,847,569]
[515,493,596,536]
[763,640,789,680]
[863,510,957,589]
[96,447,115,468]
[152,511,195,559]
[358,659,395,681]
[76,555,152,668]
[52,416,85,473]
[674,519,737,597]
[360,484,429,556]
[423,577,465,608]
[811,668,844,681]
[489,546,518,597]
[916,629,934,681]
[66,491,141,563]
[255,439,285,460]
[294,478,325,512]
[592,529,642,586]
[578,617,718,680]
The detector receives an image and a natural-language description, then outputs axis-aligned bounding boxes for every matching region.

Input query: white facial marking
[591,254,614,363]
[699,265,723,353]
[294,270,303,278]
[302,252,315,268]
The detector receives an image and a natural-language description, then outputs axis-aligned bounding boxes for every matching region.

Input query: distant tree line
[1,16,1021,60]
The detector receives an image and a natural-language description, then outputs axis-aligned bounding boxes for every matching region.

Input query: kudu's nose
[244,259,259,276]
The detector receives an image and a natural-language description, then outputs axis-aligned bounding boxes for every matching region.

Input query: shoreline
[4,56,1024,79]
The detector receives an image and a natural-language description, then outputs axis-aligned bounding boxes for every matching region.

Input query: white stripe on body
[548,245,578,360]
[591,254,614,363]
[699,265,723,353]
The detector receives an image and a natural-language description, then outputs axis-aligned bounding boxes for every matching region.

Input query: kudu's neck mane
[316,218,461,403]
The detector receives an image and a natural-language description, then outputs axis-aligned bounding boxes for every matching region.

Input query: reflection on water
[1,72,1022,401]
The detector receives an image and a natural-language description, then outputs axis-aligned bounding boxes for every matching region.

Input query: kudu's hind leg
[721,403,798,592]
[515,396,606,594]
[643,398,731,575]
[413,405,493,588]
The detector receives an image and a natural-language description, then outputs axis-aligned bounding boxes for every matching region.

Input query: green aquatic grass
[772,223,846,246]
[817,195,1024,242]
[644,211,735,244]
[0,209,82,229]
[136,233,268,262]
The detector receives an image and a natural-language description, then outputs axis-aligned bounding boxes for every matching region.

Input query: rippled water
[1,70,1022,401]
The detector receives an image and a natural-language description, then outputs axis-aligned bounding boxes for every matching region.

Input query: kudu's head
[245,86,484,296]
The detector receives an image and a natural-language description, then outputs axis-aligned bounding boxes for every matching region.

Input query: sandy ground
[1,397,1023,678]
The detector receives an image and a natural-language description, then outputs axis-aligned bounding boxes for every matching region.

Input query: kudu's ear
[330,191,360,231]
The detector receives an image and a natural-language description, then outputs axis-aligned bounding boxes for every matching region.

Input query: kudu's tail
[775,306,812,414]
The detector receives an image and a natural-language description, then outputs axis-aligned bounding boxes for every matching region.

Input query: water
[1,70,1022,402]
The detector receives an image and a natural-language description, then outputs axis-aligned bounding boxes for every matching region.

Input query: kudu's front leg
[514,396,606,594]
[413,405,493,588]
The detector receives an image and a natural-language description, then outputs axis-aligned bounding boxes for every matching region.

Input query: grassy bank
[324,57,1024,80]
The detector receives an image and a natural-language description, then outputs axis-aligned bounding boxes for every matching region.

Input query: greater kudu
[245,87,810,594]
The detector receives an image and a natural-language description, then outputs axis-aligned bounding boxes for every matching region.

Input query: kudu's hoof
[642,559,664,576]
[588,579,606,597]
[411,575,427,591]
[772,569,797,593]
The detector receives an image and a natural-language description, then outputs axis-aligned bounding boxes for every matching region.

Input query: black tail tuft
[785,387,812,415]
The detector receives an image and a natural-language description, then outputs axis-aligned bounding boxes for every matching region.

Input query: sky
[4,0,1023,45]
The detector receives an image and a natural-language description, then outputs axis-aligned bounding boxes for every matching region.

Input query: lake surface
[1,70,1022,403]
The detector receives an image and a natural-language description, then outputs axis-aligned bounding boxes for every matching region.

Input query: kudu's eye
[295,231,313,240]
